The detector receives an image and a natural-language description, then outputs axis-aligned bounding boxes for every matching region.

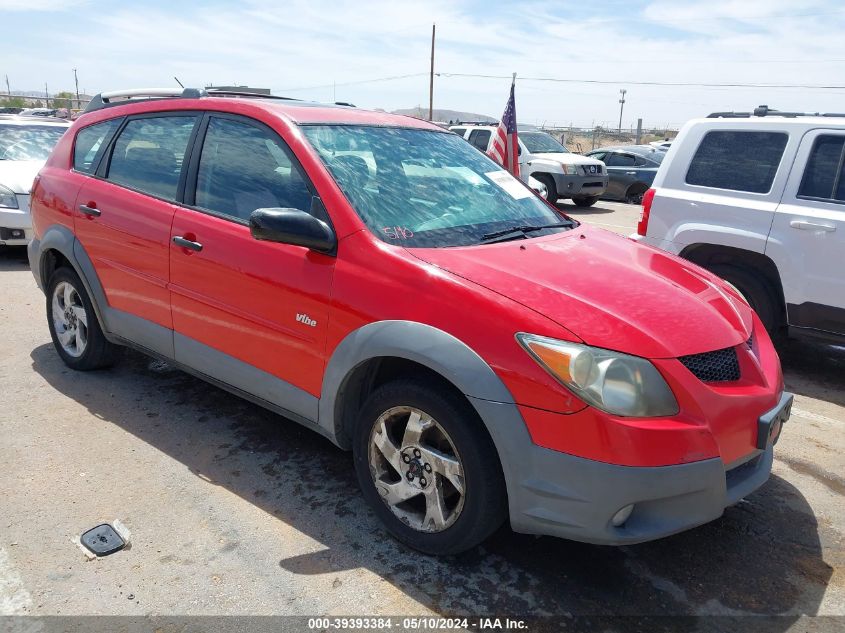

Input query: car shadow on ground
[779,338,845,408]
[29,343,833,625]
[553,200,619,215]
[0,245,30,271]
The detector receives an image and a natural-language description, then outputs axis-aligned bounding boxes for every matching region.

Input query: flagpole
[428,24,436,121]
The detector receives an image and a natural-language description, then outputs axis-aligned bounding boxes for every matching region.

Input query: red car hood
[409,227,753,359]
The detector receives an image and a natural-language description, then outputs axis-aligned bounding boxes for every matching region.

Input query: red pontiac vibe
[28,88,792,555]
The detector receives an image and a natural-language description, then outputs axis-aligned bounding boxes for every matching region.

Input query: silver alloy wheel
[51,281,88,358]
[368,406,465,533]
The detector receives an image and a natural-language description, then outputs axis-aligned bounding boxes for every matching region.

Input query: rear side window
[73,119,120,174]
[194,117,313,222]
[468,129,491,151]
[605,153,636,167]
[798,135,845,202]
[450,127,467,137]
[686,131,788,193]
[106,115,197,200]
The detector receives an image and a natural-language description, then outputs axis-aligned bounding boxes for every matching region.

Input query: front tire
[46,267,120,370]
[572,195,599,207]
[353,378,507,555]
[707,264,782,335]
[534,174,557,203]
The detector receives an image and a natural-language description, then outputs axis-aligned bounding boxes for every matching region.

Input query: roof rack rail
[707,104,845,119]
[452,120,497,126]
[84,88,203,113]
[204,89,299,102]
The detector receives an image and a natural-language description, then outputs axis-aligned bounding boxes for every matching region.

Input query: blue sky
[2,0,844,128]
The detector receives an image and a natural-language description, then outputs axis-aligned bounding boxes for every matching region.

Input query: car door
[73,112,200,357]
[603,151,638,199]
[767,130,845,337]
[517,138,530,177]
[169,113,335,422]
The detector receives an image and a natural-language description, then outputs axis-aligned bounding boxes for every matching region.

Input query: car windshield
[519,131,569,154]
[0,125,66,161]
[302,125,572,247]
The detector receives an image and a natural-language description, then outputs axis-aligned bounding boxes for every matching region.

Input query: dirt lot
[1,201,843,631]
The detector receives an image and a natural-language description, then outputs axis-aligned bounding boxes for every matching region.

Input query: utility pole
[428,23,435,121]
[618,89,627,132]
[45,82,49,107]
[73,68,80,109]
[4,74,10,96]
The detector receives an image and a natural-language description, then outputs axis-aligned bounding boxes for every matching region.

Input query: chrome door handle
[625,171,637,175]
[172,236,203,252]
[79,204,101,217]
[789,220,836,232]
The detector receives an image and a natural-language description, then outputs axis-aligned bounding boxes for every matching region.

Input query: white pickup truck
[449,124,608,206]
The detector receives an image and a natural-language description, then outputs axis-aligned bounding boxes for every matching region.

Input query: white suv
[450,125,607,206]
[634,106,845,343]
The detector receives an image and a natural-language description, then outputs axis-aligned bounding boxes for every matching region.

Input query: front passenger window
[195,117,313,222]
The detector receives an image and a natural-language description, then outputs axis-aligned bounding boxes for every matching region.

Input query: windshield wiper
[480,222,573,244]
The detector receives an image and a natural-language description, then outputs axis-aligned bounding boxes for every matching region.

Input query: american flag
[487,81,520,178]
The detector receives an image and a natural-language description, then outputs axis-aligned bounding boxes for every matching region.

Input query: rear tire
[46,267,120,370]
[625,183,648,205]
[534,174,557,203]
[353,378,507,556]
[572,195,599,207]
[707,264,782,335]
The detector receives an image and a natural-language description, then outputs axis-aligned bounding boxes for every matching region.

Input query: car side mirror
[249,207,337,254]
[517,145,522,156]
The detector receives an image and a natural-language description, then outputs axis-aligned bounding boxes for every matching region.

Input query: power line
[278,72,428,93]
[436,72,845,90]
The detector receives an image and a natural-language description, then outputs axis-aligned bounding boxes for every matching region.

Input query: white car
[0,116,70,246]
[449,125,608,206]
[634,106,845,343]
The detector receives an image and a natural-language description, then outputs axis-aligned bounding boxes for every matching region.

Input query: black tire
[534,173,557,203]
[46,266,120,370]
[625,183,648,205]
[707,264,782,335]
[353,378,507,556]
[572,195,599,207]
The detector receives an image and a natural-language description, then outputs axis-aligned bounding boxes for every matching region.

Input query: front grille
[679,346,740,382]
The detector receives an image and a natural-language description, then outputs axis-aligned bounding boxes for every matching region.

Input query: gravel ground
[1,203,842,631]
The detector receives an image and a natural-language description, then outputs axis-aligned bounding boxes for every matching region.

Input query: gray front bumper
[551,173,608,198]
[0,196,32,245]
[470,397,775,546]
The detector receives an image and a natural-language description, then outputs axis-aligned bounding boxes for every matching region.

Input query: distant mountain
[392,107,496,124]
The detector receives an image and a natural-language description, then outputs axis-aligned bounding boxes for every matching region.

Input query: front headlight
[516,334,678,417]
[561,164,581,175]
[0,184,18,209]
